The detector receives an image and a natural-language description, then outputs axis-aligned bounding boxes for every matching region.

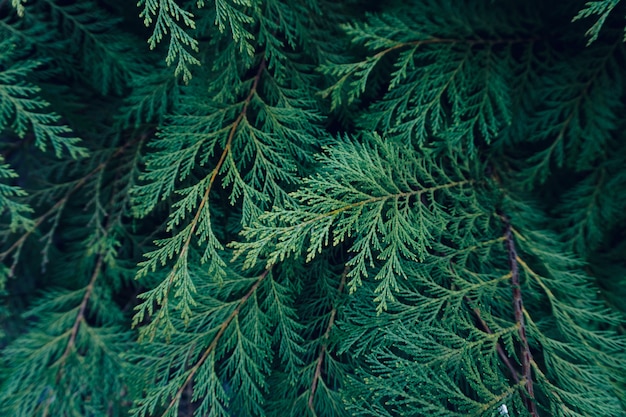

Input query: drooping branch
[55,156,128,382]
[308,265,348,412]
[0,136,142,273]
[55,252,105,383]
[160,269,270,417]
[502,215,539,417]
[146,58,267,320]
[465,296,520,384]
[168,57,266,262]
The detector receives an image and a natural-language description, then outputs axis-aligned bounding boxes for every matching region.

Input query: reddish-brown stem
[161,269,269,417]
[55,253,105,383]
[465,296,520,384]
[54,143,134,382]
[502,215,539,417]
[308,266,348,412]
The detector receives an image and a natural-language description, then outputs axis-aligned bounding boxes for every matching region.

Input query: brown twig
[56,253,105,373]
[53,142,135,382]
[502,215,539,417]
[308,265,348,412]
[465,296,520,384]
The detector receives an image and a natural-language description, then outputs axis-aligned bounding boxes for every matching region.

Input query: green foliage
[1,1,625,417]
[0,36,86,159]
[574,0,624,43]
[0,155,32,232]
[139,0,200,82]
[235,133,481,312]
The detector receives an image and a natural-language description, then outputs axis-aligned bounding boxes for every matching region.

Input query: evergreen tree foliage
[0,0,625,416]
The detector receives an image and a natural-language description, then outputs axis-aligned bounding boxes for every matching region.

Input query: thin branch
[308,265,348,412]
[502,215,540,417]
[54,156,127,381]
[331,35,539,96]
[281,179,474,235]
[0,136,139,268]
[538,41,618,168]
[465,296,520,384]
[154,58,266,311]
[55,252,105,382]
[370,35,539,62]
[161,269,270,417]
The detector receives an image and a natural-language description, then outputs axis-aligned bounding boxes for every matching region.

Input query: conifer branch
[0,138,137,271]
[2,3,626,416]
[308,265,347,412]
[294,180,473,232]
[55,251,104,380]
[371,36,537,60]
[143,59,266,324]
[160,269,270,417]
[465,296,520,384]
[44,0,113,56]
[516,244,623,375]
[531,41,620,177]
[331,35,537,91]
[54,158,126,382]
[502,215,539,417]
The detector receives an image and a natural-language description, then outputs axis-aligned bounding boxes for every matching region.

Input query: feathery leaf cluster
[0,1,625,416]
